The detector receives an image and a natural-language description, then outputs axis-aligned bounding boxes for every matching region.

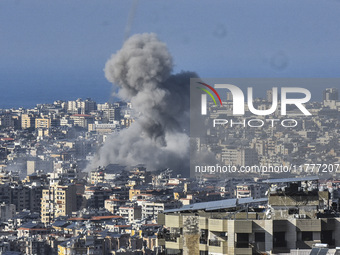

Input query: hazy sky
[1,0,340,108]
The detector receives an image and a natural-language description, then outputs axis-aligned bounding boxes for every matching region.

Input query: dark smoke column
[89,33,196,174]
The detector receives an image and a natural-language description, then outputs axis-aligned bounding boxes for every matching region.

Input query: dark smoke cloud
[89,33,197,173]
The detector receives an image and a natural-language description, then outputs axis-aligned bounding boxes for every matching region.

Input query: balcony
[165,236,183,250]
[199,239,208,251]
[296,219,321,232]
[296,240,315,249]
[273,240,287,248]
[165,233,181,242]
[209,240,220,246]
[234,221,252,233]
[199,216,208,229]
[200,238,207,244]
[208,240,228,254]
[236,242,250,248]
[234,247,252,255]
[208,219,228,232]
[165,215,183,228]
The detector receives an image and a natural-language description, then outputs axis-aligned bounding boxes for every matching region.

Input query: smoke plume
[89,33,196,173]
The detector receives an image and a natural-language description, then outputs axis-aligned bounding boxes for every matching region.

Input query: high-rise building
[10,185,31,211]
[41,184,77,224]
[84,98,97,113]
[70,114,94,129]
[35,118,51,129]
[0,203,16,222]
[67,100,78,114]
[83,186,111,209]
[160,178,338,254]
[67,98,97,114]
[21,113,35,129]
[118,205,142,223]
[0,183,42,213]
[104,196,125,214]
[141,201,164,220]
[266,89,273,103]
[323,88,339,101]
[27,158,53,175]
[102,106,121,122]
[221,147,258,166]
[226,92,233,101]
[0,113,14,128]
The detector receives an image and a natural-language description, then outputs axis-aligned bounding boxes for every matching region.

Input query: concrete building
[88,122,119,134]
[21,113,35,129]
[266,89,273,103]
[67,98,97,115]
[118,205,142,223]
[141,201,164,220]
[83,186,112,209]
[20,238,49,255]
[0,183,42,213]
[221,147,258,166]
[57,235,104,255]
[74,140,92,158]
[35,118,51,129]
[41,184,77,224]
[27,158,53,175]
[90,169,105,185]
[323,88,339,101]
[70,114,94,129]
[0,183,11,205]
[160,177,340,255]
[104,197,125,215]
[235,183,262,199]
[104,107,121,122]
[0,114,12,127]
[0,203,16,222]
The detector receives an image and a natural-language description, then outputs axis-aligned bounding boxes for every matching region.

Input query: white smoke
[89,33,197,173]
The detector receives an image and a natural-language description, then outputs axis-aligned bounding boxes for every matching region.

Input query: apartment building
[118,206,142,223]
[21,113,35,129]
[235,183,262,199]
[159,177,340,255]
[35,118,51,129]
[141,201,164,220]
[104,197,125,214]
[41,184,77,224]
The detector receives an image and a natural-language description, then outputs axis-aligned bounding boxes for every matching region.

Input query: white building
[141,201,164,220]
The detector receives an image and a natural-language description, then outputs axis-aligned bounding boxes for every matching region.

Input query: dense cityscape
[0,87,339,254]
[2,0,340,254]
[192,87,340,178]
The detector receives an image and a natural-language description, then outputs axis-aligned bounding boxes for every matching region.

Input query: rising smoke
[89,33,197,173]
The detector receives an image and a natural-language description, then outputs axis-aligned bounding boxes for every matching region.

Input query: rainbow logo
[196,82,223,106]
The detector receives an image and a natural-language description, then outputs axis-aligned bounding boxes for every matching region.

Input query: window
[255,232,265,242]
[301,231,313,241]
[288,208,299,215]
[273,232,286,248]
[321,230,334,245]
[200,229,208,244]
[236,233,249,248]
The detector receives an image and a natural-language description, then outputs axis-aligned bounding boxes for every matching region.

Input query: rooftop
[164,197,268,213]
[263,176,319,184]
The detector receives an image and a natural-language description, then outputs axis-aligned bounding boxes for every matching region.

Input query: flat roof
[164,197,268,213]
[263,176,319,184]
